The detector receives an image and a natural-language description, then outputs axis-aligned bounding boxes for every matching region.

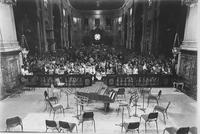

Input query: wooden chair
[140,112,158,133]
[123,122,140,134]
[153,101,171,124]
[6,116,23,131]
[147,90,162,106]
[78,112,96,133]
[59,121,78,133]
[163,127,189,134]
[45,120,59,132]
[46,99,64,120]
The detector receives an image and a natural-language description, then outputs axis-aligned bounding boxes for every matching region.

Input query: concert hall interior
[0,0,199,133]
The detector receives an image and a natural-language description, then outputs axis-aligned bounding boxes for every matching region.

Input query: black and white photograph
[0,0,199,133]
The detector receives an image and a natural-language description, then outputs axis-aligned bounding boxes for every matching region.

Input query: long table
[102,74,173,87]
[20,74,93,87]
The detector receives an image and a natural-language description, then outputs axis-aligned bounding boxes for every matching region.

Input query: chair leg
[163,112,166,124]
[145,122,147,132]
[163,129,166,134]
[76,125,78,133]
[93,120,96,132]
[20,124,23,131]
[166,111,169,119]
[147,98,150,107]
[155,121,158,134]
[127,106,131,117]
[50,109,52,115]
[156,99,159,105]
[82,122,83,133]
[53,112,55,120]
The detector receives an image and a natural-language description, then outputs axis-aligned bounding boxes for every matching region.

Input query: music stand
[63,88,72,109]
[73,95,88,119]
[115,103,127,132]
[139,88,151,112]
[131,91,140,117]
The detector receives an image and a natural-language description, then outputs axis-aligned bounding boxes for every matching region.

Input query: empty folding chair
[78,112,96,133]
[153,101,171,124]
[140,112,158,133]
[147,90,162,106]
[45,120,59,132]
[6,116,23,131]
[163,127,189,134]
[59,121,78,133]
[123,122,140,134]
[46,99,65,120]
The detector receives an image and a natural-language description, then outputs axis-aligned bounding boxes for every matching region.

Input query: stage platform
[0,82,197,134]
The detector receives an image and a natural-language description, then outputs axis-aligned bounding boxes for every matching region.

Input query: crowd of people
[21,44,173,78]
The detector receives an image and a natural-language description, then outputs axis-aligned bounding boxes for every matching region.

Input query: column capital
[0,0,16,6]
[182,0,198,7]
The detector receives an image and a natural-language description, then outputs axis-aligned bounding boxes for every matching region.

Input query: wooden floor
[0,82,198,134]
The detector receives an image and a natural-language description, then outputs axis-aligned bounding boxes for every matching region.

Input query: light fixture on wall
[118,17,122,24]
[130,8,132,16]
[73,17,78,24]
[147,0,152,6]
[44,0,48,8]
[63,9,66,16]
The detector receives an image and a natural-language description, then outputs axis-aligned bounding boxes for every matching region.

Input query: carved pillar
[0,2,21,99]
[177,0,198,99]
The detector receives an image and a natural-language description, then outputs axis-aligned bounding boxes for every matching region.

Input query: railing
[20,74,93,87]
[102,74,173,87]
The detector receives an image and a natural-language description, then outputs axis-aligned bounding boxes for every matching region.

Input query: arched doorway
[53,4,61,49]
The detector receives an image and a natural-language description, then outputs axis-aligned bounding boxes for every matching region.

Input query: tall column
[0,2,21,99]
[181,1,198,50]
[177,0,198,74]
[177,0,198,99]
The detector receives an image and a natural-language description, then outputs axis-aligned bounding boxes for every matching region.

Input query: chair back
[127,122,140,130]
[6,116,22,130]
[165,101,171,112]
[157,90,162,99]
[148,112,158,121]
[176,127,189,134]
[46,120,57,128]
[44,91,49,99]
[59,121,70,129]
[117,88,125,95]
[83,112,94,119]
